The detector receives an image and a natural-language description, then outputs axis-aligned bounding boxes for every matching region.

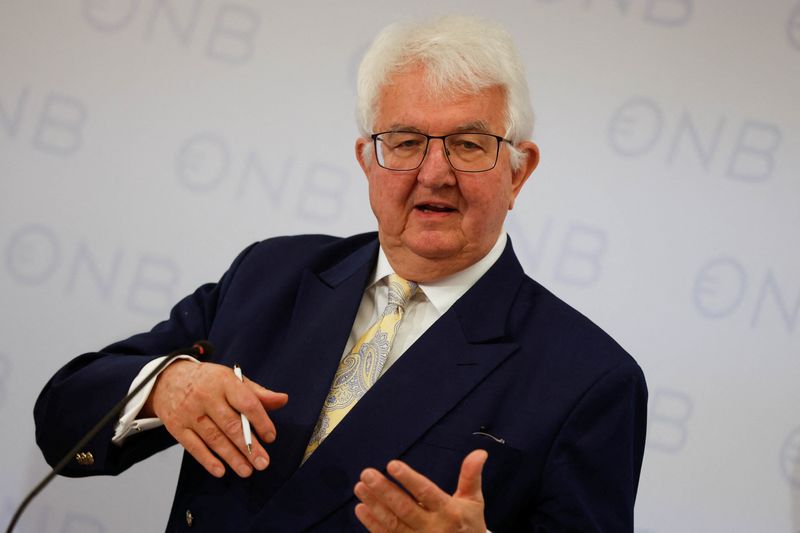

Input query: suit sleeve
[33,243,258,477]
[529,359,648,532]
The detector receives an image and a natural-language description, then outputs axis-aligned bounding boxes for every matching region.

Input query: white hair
[356,15,534,170]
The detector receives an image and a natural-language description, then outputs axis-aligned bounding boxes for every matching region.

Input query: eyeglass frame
[370,131,514,172]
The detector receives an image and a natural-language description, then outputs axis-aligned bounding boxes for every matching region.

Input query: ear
[355,137,371,176]
[508,141,539,210]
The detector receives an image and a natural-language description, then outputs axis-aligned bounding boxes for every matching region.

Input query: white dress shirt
[112,232,507,444]
[350,231,507,375]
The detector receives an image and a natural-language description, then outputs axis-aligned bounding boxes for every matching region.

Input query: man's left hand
[354,449,488,532]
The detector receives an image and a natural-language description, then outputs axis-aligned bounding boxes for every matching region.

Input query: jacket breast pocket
[404,422,529,489]
[407,421,539,527]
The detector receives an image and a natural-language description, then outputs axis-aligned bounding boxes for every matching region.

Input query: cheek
[459,186,513,244]
[464,183,512,221]
[369,175,410,218]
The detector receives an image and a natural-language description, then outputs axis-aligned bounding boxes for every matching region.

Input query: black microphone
[5,340,215,533]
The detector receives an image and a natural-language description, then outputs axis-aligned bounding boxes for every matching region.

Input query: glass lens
[445,134,498,171]
[374,132,500,171]
[376,132,427,170]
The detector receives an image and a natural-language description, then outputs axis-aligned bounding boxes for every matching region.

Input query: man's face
[356,66,539,282]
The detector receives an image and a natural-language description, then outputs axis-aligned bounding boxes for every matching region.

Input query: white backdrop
[2,1,799,531]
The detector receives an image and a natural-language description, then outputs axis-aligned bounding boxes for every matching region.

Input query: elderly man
[35,15,647,532]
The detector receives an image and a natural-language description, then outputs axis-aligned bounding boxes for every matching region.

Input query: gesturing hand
[142,360,288,479]
[354,449,489,533]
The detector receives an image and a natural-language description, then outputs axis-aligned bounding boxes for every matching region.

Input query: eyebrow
[385,120,494,134]
[451,121,492,134]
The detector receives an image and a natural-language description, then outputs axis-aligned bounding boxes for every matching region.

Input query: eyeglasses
[371,131,513,172]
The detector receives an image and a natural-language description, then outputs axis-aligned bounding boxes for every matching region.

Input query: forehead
[375,67,507,134]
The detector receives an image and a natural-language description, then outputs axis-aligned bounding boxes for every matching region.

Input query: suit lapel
[253,240,527,531]
[253,240,378,491]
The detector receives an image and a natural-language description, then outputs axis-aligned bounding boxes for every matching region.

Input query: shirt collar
[372,231,507,315]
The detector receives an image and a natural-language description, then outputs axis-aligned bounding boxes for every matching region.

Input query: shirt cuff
[111,354,199,445]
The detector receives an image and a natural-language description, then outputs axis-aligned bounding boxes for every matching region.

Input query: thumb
[454,449,488,502]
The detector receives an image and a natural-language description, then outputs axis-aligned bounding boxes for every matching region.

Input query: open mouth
[415,204,456,213]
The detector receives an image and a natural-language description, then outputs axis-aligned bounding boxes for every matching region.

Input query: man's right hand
[142,360,288,478]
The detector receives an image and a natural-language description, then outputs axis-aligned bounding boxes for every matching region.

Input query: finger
[354,477,414,532]
[238,432,271,471]
[225,379,278,444]
[354,480,396,529]
[454,449,488,501]
[205,389,272,470]
[246,378,289,410]
[232,377,288,443]
[386,459,449,512]
[194,413,253,478]
[359,468,427,529]
[174,428,225,478]
[354,502,390,533]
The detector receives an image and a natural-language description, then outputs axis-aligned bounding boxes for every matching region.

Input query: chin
[402,233,464,261]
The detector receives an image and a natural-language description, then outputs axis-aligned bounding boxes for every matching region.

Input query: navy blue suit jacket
[35,233,647,532]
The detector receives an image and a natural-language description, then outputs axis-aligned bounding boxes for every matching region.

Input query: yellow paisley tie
[303,274,417,460]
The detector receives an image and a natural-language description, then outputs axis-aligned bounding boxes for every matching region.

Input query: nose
[416,138,456,188]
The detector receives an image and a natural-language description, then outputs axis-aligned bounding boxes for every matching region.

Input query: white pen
[233,364,253,455]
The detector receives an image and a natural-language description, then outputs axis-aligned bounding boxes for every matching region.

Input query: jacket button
[185,510,193,527]
[75,452,95,466]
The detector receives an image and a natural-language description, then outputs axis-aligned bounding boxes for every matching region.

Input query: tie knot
[386,273,417,312]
